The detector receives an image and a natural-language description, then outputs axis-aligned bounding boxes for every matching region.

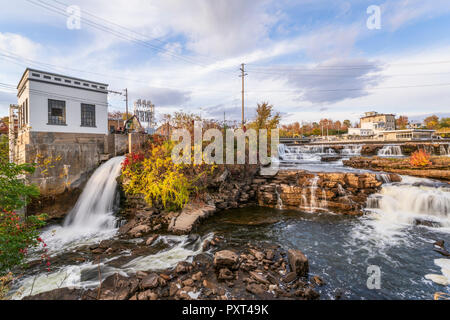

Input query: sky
[1,0,450,125]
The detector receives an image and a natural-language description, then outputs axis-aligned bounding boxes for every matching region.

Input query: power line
[247,59,450,72]
[244,82,450,93]
[25,0,235,74]
[49,0,225,65]
[0,50,237,94]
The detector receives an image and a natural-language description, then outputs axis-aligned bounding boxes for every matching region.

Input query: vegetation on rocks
[0,134,48,287]
[409,149,432,167]
[121,136,216,211]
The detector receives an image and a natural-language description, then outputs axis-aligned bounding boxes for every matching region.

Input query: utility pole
[239,63,247,128]
[124,88,129,120]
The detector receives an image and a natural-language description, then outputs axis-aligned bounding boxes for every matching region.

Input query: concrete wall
[15,131,106,196]
[128,133,148,153]
[114,134,128,155]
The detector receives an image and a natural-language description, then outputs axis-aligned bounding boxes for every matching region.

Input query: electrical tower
[134,99,156,134]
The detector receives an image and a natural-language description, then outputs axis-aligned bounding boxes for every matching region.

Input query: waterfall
[299,176,322,212]
[278,143,303,161]
[365,183,450,228]
[309,176,319,210]
[39,156,125,254]
[341,145,362,156]
[440,144,449,156]
[376,173,391,183]
[320,189,328,208]
[275,186,284,210]
[64,156,124,230]
[377,145,403,156]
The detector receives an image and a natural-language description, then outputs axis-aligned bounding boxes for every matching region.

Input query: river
[7,145,450,300]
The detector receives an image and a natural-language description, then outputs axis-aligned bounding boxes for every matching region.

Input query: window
[31,73,40,77]
[74,81,81,85]
[83,83,89,87]
[48,99,66,125]
[81,104,96,127]
[43,75,51,79]
[91,84,97,88]
[54,77,61,81]
[65,79,71,83]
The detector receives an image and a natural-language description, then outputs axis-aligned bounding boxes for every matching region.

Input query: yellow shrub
[409,149,431,167]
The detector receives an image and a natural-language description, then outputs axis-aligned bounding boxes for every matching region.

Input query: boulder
[129,224,151,237]
[213,250,238,269]
[218,268,234,280]
[246,283,266,296]
[288,249,309,276]
[145,234,159,246]
[141,273,160,290]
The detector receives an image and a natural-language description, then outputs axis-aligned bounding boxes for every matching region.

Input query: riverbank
[343,156,450,181]
[118,167,396,237]
[23,237,323,300]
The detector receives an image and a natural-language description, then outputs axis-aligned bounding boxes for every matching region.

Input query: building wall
[14,131,106,196]
[360,114,396,131]
[26,81,108,134]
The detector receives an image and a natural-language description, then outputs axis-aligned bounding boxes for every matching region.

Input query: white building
[16,68,109,134]
[348,111,396,139]
[10,68,113,196]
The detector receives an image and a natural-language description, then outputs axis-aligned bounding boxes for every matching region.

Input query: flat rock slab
[168,203,216,234]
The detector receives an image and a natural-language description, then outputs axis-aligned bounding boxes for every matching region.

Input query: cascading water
[366,183,450,227]
[440,144,449,156]
[356,176,450,249]
[64,156,124,230]
[39,156,125,254]
[278,144,303,161]
[275,186,284,210]
[377,145,403,156]
[299,176,326,213]
[341,145,362,156]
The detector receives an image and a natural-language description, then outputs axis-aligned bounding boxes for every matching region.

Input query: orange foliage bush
[409,149,431,167]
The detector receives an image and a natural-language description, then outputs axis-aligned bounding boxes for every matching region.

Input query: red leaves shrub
[409,149,432,167]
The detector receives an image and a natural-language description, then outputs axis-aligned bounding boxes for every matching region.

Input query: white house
[16,68,109,134]
[10,68,112,196]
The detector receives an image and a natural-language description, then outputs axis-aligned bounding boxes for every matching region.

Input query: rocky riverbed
[23,235,323,300]
[343,156,450,181]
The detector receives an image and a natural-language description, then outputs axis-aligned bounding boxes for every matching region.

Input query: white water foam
[39,156,125,255]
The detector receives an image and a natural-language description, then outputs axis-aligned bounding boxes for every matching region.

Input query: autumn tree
[396,115,409,129]
[424,115,439,129]
[439,117,450,128]
[249,102,280,132]
[343,119,352,129]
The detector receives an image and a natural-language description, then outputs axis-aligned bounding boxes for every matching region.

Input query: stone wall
[14,131,106,197]
[162,167,397,234]
[343,156,450,181]
[114,133,128,155]
[254,170,398,215]
[128,132,149,153]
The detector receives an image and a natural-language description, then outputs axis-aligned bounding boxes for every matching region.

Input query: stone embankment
[119,167,398,237]
[359,143,450,156]
[256,170,399,215]
[343,156,450,181]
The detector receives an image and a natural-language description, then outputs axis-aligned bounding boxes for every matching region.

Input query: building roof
[381,129,435,133]
[360,113,395,120]
[17,68,109,89]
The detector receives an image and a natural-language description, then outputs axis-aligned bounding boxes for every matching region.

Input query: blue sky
[1,0,450,124]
